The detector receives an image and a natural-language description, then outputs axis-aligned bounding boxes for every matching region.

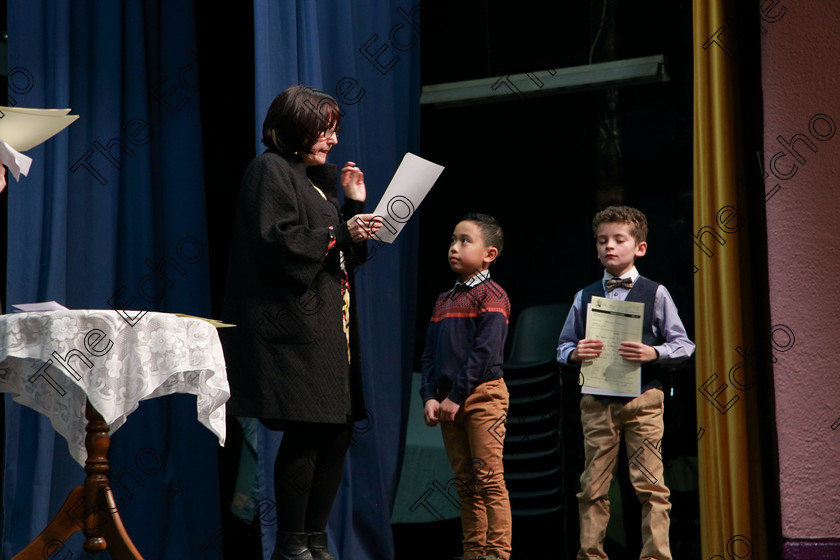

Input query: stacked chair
[501,303,574,555]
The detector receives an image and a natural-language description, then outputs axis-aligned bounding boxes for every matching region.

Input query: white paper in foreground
[580,296,644,397]
[12,301,69,312]
[369,153,444,243]
[0,141,32,180]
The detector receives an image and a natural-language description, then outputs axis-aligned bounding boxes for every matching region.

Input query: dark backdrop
[415,0,695,363]
[403,1,698,558]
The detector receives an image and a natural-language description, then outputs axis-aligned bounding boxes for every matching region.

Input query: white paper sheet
[580,296,644,397]
[369,153,444,243]
[0,140,32,180]
[11,301,69,312]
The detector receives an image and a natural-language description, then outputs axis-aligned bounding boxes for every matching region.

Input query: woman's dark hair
[262,85,342,156]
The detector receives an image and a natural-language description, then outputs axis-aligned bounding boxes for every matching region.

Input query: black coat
[220,150,368,424]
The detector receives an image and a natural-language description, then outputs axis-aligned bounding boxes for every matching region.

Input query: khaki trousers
[577,388,671,560]
[440,378,512,560]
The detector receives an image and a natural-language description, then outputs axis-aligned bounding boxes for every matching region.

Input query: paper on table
[12,301,69,312]
[580,296,644,397]
[369,153,444,243]
[0,106,79,152]
[174,313,237,328]
[0,141,32,181]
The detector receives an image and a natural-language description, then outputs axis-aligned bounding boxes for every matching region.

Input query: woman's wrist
[343,198,365,215]
[334,221,352,248]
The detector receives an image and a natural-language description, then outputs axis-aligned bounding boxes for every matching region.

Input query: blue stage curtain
[252,1,420,558]
[3,2,223,558]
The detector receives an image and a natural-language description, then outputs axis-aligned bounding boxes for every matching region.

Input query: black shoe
[309,532,335,560]
[270,532,314,560]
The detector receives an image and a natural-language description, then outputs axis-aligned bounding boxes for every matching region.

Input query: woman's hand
[347,213,383,242]
[341,161,366,202]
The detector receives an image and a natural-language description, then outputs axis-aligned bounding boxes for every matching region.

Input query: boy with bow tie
[557,206,694,560]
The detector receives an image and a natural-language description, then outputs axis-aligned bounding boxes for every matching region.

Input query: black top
[220,150,368,423]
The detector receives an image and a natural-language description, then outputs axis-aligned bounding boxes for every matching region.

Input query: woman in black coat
[221,85,381,560]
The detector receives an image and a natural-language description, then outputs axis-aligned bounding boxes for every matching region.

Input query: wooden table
[0,310,230,559]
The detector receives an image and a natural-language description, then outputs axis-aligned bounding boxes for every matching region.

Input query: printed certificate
[580,296,644,397]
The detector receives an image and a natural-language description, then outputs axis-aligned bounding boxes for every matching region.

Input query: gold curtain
[693,1,769,558]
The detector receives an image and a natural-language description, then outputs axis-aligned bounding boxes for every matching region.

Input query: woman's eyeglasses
[319,125,342,139]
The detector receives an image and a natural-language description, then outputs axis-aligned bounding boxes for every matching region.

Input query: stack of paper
[0,106,79,182]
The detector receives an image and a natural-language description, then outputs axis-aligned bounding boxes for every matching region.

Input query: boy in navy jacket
[421,213,512,560]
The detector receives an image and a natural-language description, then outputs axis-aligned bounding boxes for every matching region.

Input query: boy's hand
[424,399,440,427]
[618,341,658,363]
[438,398,461,422]
[571,338,604,361]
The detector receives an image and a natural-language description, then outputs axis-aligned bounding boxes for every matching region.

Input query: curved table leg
[12,401,144,560]
[10,486,84,560]
[98,486,144,558]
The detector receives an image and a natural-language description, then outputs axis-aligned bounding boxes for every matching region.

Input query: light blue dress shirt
[556,266,695,366]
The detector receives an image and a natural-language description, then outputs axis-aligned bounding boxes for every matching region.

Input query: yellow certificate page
[580,296,644,397]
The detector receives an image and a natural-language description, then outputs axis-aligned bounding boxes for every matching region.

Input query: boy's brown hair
[592,206,648,243]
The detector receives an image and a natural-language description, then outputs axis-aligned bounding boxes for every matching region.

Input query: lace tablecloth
[0,310,229,466]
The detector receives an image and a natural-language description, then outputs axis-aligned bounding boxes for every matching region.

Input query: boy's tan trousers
[577,388,672,560]
[440,378,512,560]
